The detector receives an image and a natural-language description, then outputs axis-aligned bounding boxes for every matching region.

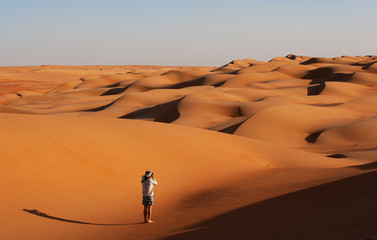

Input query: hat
[144,171,153,178]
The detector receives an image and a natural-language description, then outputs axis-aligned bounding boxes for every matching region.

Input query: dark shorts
[143,195,154,206]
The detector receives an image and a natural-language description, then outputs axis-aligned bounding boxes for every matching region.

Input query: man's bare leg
[147,205,153,223]
[143,205,148,223]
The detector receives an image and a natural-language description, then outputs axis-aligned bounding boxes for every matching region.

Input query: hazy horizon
[1,0,376,66]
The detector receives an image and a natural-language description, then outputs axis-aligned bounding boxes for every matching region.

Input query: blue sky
[1,0,376,66]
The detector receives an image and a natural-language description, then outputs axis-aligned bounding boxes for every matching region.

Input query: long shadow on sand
[23,209,143,226]
[162,170,377,240]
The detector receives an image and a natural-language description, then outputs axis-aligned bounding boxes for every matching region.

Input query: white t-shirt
[142,178,158,197]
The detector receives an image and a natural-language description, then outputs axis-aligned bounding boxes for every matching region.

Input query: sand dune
[1,113,363,240]
[2,55,376,151]
[1,55,377,239]
[165,169,377,240]
[0,65,211,95]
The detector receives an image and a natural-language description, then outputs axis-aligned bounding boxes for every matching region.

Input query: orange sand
[1,55,377,240]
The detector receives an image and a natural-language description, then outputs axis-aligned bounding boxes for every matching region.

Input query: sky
[1,0,376,66]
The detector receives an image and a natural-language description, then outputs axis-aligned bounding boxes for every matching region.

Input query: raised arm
[152,178,158,185]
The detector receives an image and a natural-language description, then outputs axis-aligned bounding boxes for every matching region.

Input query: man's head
[144,170,153,178]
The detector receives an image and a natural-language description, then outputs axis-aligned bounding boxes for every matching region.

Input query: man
[141,170,158,223]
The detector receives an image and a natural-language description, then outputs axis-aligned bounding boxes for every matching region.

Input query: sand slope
[0,113,365,240]
[165,169,377,240]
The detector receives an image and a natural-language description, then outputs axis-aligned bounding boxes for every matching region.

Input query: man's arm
[152,178,158,185]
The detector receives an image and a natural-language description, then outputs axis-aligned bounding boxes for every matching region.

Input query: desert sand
[1,55,377,240]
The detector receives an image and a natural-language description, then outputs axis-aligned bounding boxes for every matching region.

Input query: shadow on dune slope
[119,97,183,123]
[351,161,377,170]
[163,170,377,240]
[22,209,143,226]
